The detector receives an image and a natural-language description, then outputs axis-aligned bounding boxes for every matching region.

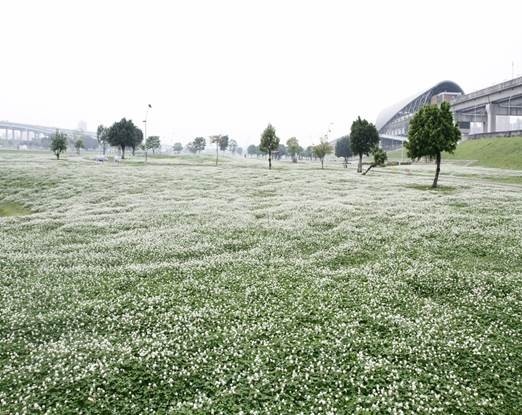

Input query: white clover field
[1,152,521,414]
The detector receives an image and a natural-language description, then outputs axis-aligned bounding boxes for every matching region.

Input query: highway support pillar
[486,103,498,133]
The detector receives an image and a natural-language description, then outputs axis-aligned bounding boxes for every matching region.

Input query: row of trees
[181,136,243,157]
[256,118,379,171]
[247,140,316,161]
[51,102,459,187]
[49,132,89,158]
[254,103,460,187]
[51,119,162,160]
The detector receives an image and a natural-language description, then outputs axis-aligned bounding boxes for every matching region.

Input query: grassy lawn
[0,201,31,217]
[0,151,521,414]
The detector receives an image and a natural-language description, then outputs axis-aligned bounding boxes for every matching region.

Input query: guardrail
[464,130,522,140]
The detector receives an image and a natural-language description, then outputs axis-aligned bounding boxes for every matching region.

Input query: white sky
[1,0,521,147]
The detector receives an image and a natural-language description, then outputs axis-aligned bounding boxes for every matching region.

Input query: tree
[406,102,461,188]
[173,142,183,153]
[219,135,229,152]
[350,117,380,173]
[236,146,243,156]
[193,137,206,153]
[146,136,161,155]
[303,146,313,160]
[50,130,68,159]
[228,139,238,154]
[131,128,144,156]
[106,118,142,159]
[210,134,229,166]
[287,137,300,163]
[259,124,279,169]
[297,145,304,160]
[96,125,109,155]
[74,137,85,155]
[313,138,333,169]
[362,146,388,175]
[276,144,287,160]
[335,135,352,167]
[247,144,257,158]
[186,142,197,153]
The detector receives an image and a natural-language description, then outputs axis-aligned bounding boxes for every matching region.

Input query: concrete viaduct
[452,76,522,135]
[0,121,96,142]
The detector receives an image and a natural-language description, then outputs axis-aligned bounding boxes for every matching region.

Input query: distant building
[376,81,464,150]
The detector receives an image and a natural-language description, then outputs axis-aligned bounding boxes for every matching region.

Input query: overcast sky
[1,0,521,147]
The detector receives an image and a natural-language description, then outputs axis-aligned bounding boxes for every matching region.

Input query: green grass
[0,151,521,413]
[405,184,457,192]
[387,136,522,170]
[443,136,522,169]
[0,201,31,216]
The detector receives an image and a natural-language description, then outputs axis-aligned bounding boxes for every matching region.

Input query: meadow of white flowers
[1,152,521,414]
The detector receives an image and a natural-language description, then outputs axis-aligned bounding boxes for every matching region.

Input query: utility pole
[143,104,152,163]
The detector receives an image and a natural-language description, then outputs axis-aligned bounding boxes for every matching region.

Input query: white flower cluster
[0,152,521,413]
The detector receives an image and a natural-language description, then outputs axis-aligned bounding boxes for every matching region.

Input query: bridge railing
[465,130,522,140]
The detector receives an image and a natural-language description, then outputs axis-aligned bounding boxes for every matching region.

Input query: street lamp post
[143,104,152,163]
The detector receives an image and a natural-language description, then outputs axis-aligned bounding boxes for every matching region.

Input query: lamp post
[143,104,152,163]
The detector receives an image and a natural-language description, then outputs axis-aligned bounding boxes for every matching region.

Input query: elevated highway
[452,76,522,134]
[0,121,96,142]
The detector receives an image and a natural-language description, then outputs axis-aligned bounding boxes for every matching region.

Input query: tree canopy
[406,102,461,187]
[259,124,279,169]
[146,136,161,154]
[218,135,229,152]
[335,135,352,167]
[106,118,143,159]
[313,138,333,169]
[276,144,287,160]
[210,135,229,165]
[96,125,109,155]
[74,137,85,154]
[192,137,206,153]
[350,117,379,172]
[50,130,68,159]
[362,146,388,175]
[286,137,300,163]
[173,142,183,153]
[228,139,238,154]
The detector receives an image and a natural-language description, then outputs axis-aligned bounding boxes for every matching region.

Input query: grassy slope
[443,136,522,169]
[387,136,522,170]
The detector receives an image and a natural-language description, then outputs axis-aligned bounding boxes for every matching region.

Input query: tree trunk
[344,157,348,168]
[357,154,362,173]
[102,143,106,155]
[121,145,125,159]
[362,164,374,175]
[321,158,324,169]
[56,152,59,160]
[268,150,272,170]
[132,146,136,156]
[215,144,219,166]
[432,152,441,188]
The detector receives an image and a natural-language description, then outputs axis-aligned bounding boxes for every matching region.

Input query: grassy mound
[443,136,522,169]
[387,136,522,170]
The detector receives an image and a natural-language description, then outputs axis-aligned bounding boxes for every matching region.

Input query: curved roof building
[377,81,463,149]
